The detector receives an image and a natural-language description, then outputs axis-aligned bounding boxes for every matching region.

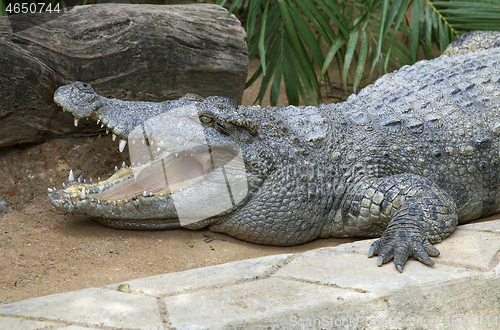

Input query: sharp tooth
[143,191,147,196]
[77,177,81,183]
[83,179,86,183]
[106,129,110,134]
[112,134,116,141]
[53,187,57,190]
[119,140,127,152]
[113,202,116,206]
[101,124,104,128]
[115,166,118,172]
[160,193,163,197]
[62,182,66,188]
[149,192,153,197]
[98,177,101,181]
[69,170,74,182]
[91,198,94,202]
[80,187,86,199]
[121,161,126,168]
[157,147,161,152]
[97,119,100,125]
[47,188,53,192]
[74,118,79,127]
[90,178,92,182]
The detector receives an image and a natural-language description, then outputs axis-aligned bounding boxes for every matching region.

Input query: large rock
[0,4,248,148]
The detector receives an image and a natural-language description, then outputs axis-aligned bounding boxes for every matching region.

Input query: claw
[368,246,375,258]
[423,240,440,257]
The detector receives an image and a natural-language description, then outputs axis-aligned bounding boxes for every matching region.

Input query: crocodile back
[330,47,500,222]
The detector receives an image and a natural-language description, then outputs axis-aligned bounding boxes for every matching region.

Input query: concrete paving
[1,220,499,329]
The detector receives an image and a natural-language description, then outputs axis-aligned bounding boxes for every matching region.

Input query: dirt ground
[0,59,358,305]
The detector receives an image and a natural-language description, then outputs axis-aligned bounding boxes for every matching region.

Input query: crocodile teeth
[62,182,65,188]
[115,166,118,172]
[80,187,86,199]
[77,177,81,183]
[74,118,79,127]
[97,119,100,125]
[119,140,127,152]
[106,129,110,134]
[149,192,153,197]
[47,188,54,192]
[101,124,104,128]
[112,134,117,141]
[121,161,126,168]
[143,191,147,197]
[69,170,74,182]
[98,177,101,181]
[90,178,92,182]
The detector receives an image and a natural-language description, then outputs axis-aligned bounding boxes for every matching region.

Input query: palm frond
[217,0,500,105]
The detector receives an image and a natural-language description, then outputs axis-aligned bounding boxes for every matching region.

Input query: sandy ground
[0,59,359,304]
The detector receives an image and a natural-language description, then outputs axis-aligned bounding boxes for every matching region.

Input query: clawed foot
[368,232,440,272]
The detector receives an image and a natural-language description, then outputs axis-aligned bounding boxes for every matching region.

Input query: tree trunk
[0,4,248,148]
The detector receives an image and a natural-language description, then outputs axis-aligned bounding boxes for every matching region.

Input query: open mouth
[57,147,240,203]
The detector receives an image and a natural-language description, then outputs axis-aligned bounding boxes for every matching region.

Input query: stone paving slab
[104,253,292,296]
[1,219,499,329]
[57,327,102,330]
[330,226,500,271]
[272,249,483,293]
[461,219,500,233]
[0,288,164,329]
[0,316,59,329]
[163,277,365,329]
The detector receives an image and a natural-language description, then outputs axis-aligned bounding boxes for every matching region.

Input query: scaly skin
[49,38,500,272]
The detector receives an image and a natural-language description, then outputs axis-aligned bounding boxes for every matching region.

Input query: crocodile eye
[75,82,94,94]
[200,115,212,124]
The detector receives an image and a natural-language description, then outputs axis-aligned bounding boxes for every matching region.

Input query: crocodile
[49,35,500,272]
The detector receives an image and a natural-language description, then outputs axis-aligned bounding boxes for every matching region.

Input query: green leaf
[287,1,324,67]
[424,3,433,59]
[411,0,423,63]
[270,57,283,106]
[282,40,300,105]
[342,30,359,90]
[354,31,368,93]
[321,37,346,79]
[258,2,269,75]
[278,0,320,105]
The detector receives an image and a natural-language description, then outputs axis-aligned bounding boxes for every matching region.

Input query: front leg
[342,174,458,272]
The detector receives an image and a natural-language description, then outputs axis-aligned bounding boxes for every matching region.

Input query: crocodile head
[49,82,267,230]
